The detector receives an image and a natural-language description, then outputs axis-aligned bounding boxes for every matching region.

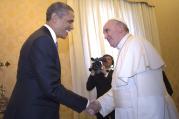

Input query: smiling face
[46,2,75,39]
[55,11,74,39]
[103,20,127,48]
[102,55,113,69]
[51,11,74,39]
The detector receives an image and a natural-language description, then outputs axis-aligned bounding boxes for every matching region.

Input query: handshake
[84,100,102,115]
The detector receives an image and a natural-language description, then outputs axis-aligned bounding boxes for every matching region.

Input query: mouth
[65,29,72,36]
[65,29,70,33]
[106,37,111,41]
[62,30,70,37]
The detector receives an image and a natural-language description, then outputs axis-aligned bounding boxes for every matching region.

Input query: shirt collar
[44,24,57,44]
[117,33,132,50]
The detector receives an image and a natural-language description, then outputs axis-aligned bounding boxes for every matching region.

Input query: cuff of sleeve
[86,100,90,108]
[97,90,114,117]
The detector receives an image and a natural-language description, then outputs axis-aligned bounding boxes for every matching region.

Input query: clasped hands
[85,100,102,115]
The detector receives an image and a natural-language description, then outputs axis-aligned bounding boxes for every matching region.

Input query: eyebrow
[68,19,74,23]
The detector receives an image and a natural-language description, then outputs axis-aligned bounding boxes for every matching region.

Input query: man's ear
[120,24,125,32]
[51,13,58,23]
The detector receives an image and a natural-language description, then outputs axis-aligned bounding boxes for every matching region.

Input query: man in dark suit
[86,54,115,119]
[4,2,88,119]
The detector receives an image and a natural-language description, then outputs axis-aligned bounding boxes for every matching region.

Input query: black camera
[89,57,106,74]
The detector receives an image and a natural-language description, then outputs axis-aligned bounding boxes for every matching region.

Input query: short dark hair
[46,2,74,21]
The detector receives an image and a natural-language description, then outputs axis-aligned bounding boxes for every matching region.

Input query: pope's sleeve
[97,89,115,117]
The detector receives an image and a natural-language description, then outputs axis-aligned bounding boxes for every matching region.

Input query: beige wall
[155,0,179,109]
[0,0,179,118]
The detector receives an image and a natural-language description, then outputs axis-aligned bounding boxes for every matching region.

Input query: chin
[110,44,115,48]
[58,35,67,39]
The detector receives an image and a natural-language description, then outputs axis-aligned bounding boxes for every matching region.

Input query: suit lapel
[40,26,61,79]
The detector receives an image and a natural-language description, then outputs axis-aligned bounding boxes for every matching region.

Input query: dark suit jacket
[86,70,113,98]
[4,26,88,119]
[86,70,115,119]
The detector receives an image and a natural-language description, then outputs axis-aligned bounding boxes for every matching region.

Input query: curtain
[120,0,161,53]
[126,0,156,7]
[67,0,96,118]
[67,0,160,118]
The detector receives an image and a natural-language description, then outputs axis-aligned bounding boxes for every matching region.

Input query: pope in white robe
[96,19,179,119]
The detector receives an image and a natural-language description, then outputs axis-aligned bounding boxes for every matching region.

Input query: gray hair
[46,2,74,21]
[110,19,129,32]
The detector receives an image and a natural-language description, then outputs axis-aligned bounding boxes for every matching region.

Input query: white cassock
[97,33,179,119]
